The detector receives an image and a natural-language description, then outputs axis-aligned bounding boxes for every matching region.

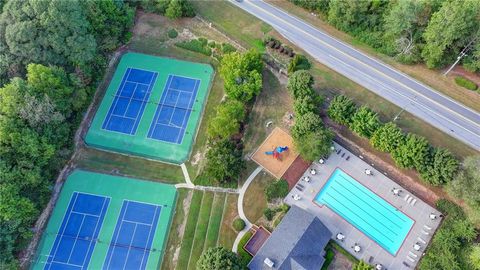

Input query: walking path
[180,163,194,187]
[232,166,263,253]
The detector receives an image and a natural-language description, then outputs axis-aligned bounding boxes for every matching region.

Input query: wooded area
[290,0,480,71]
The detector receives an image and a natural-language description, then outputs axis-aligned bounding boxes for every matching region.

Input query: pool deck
[284,142,442,270]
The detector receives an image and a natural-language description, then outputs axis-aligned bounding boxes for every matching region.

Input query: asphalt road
[231,0,480,151]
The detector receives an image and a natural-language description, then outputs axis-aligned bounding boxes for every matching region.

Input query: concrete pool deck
[284,142,441,270]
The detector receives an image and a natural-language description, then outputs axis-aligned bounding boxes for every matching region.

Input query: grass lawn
[161,189,190,270]
[192,0,271,51]
[193,0,478,158]
[268,0,480,113]
[176,190,204,270]
[218,194,239,249]
[188,192,214,270]
[243,172,275,223]
[168,191,235,269]
[74,147,183,184]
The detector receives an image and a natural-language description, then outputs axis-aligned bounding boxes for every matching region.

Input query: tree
[286,70,314,99]
[421,0,480,68]
[349,106,381,138]
[470,245,480,270]
[220,49,263,102]
[204,139,245,184]
[293,94,322,116]
[327,95,357,125]
[165,0,183,19]
[370,122,404,153]
[294,128,334,162]
[353,260,373,270]
[391,133,430,171]
[82,0,135,53]
[0,0,97,79]
[383,0,439,63]
[291,112,324,139]
[196,247,241,270]
[265,179,289,201]
[448,156,480,209]
[420,148,459,186]
[207,100,245,140]
[287,54,311,74]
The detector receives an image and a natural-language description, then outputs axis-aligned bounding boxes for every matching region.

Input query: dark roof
[248,206,332,270]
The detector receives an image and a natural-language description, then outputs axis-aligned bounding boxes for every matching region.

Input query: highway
[231,0,480,151]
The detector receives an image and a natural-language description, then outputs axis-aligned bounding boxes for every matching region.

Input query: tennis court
[147,75,200,144]
[85,53,214,164]
[32,170,177,270]
[102,68,158,135]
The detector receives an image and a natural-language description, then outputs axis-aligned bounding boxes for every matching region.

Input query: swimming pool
[314,168,414,255]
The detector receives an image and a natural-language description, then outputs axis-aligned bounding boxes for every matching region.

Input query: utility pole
[444,38,476,76]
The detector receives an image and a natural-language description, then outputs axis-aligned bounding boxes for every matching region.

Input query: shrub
[420,148,459,186]
[349,106,381,138]
[454,76,478,90]
[233,218,246,231]
[294,128,334,162]
[196,247,241,270]
[167,28,178,39]
[264,208,276,221]
[291,112,324,139]
[391,133,430,171]
[208,41,216,48]
[198,37,208,46]
[265,179,289,201]
[353,260,373,270]
[238,231,253,267]
[370,122,404,153]
[288,54,311,74]
[175,39,212,56]
[327,95,357,125]
[221,43,237,54]
[287,70,314,98]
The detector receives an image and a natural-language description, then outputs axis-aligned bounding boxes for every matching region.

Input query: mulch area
[244,226,271,256]
[251,127,299,179]
[282,156,311,190]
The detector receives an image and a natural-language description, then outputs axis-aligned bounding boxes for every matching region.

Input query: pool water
[314,168,414,255]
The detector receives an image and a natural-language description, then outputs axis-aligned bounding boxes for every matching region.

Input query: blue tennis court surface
[102,68,158,135]
[44,192,110,270]
[147,75,200,144]
[314,169,414,255]
[103,201,162,270]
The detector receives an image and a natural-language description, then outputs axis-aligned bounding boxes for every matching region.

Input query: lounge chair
[346,155,350,161]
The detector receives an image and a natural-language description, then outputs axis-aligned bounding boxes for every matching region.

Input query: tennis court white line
[123,220,154,227]
[81,196,109,268]
[167,87,198,93]
[149,76,175,139]
[103,68,132,129]
[121,223,138,270]
[176,78,200,145]
[46,193,80,270]
[128,72,157,135]
[66,215,86,263]
[70,211,101,218]
[139,206,160,270]
[105,200,130,269]
[174,80,197,143]
[125,80,151,86]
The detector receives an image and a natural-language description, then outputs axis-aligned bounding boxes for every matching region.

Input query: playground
[32,170,176,270]
[251,127,299,179]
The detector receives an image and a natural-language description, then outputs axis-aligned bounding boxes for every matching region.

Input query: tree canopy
[220,49,263,102]
[287,70,314,99]
[291,111,324,139]
[370,122,404,153]
[448,156,480,210]
[204,139,245,184]
[327,95,357,126]
[207,100,245,140]
[349,106,381,138]
[294,128,334,162]
[392,133,430,171]
[420,148,459,186]
[196,247,241,270]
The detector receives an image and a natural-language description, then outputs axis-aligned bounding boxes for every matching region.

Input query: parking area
[284,142,442,270]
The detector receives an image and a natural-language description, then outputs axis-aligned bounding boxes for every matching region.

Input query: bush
[221,43,237,54]
[167,28,178,39]
[175,39,212,56]
[454,76,478,90]
[291,111,324,139]
[196,247,241,270]
[198,37,208,46]
[288,54,311,74]
[265,179,289,201]
[349,106,381,138]
[264,208,276,221]
[208,41,216,48]
[294,128,334,162]
[321,248,335,270]
[233,218,246,231]
[238,231,253,267]
[327,95,357,125]
[287,70,314,99]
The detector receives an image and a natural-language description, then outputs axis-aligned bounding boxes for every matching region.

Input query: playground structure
[265,146,289,160]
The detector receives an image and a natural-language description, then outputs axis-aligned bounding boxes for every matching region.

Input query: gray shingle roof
[248,205,332,270]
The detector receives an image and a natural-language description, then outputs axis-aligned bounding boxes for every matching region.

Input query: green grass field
[32,170,177,270]
[85,52,214,164]
[166,191,237,270]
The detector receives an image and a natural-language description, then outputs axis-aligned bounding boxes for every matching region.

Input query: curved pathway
[232,166,263,253]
